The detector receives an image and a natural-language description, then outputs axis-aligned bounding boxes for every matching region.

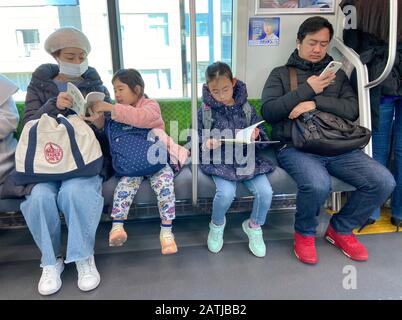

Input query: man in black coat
[261,17,395,265]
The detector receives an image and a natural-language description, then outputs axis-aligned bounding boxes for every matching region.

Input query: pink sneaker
[160,233,178,255]
[109,225,127,247]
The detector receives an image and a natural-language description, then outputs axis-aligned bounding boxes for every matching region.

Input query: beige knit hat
[44,27,91,55]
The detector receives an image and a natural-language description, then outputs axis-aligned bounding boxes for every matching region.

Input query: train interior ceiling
[1,0,402,300]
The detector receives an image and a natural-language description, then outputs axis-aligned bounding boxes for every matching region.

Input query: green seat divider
[14,99,272,142]
[159,98,272,142]
[158,99,196,146]
[248,99,272,139]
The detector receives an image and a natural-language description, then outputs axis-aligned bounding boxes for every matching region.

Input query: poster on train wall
[255,0,335,15]
[249,17,280,46]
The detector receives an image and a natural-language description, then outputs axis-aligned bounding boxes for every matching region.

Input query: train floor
[1,210,402,300]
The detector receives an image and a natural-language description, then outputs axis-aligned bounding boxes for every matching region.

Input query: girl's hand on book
[82,107,105,129]
[56,92,73,110]
[251,128,260,141]
[92,101,113,113]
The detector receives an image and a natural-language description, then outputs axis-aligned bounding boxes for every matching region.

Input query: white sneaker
[75,255,100,292]
[38,258,64,296]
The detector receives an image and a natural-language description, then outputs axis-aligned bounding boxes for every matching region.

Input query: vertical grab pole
[365,0,398,89]
[333,0,398,157]
[189,0,199,207]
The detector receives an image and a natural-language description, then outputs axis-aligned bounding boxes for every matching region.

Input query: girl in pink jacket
[86,69,189,254]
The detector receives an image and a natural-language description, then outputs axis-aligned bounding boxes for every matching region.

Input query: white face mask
[58,59,88,78]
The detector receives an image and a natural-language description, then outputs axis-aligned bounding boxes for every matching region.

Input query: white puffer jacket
[0,75,19,184]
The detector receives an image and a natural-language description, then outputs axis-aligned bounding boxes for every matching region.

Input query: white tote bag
[14,113,103,185]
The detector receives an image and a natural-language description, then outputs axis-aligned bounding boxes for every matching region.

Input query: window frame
[108,0,233,97]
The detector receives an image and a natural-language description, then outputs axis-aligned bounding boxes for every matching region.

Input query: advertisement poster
[255,0,335,15]
[249,17,280,46]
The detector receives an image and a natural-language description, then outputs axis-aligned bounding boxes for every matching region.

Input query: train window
[0,0,233,100]
[120,13,170,47]
[139,69,172,91]
[0,0,113,101]
[16,29,40,57]
[185,13,210,36]
[120,0,233,98]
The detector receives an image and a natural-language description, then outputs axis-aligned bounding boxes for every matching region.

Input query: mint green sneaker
[207,221,225,253]
[242,219,266,258]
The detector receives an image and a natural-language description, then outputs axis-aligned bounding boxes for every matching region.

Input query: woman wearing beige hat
[18,27,112,296]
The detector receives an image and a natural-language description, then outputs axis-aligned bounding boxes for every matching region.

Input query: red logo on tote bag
[44,142,63,164]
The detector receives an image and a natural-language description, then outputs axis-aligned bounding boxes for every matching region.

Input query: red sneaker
[325,224,368,261]
[294,232,318,264]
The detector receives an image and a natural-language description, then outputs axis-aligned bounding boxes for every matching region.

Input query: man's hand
[205,138,221,150]
[56,92,73,110]
[307,72,336,95]
[289,101,316,120]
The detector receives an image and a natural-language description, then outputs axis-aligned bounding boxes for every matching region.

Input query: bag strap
[201,104,213,130]
[303,117,321,140]
[242,101,252,127]
[25,122,39,174]
[57,116,85,169]
[289,67,298,91]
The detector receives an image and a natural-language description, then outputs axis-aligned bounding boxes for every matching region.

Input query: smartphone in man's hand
[319,61,343,78]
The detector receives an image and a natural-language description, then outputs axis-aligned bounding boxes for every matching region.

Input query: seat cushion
[196,167,298,198]
[0,184,24,212]
[260,148,355,193]
[196,148,355,198]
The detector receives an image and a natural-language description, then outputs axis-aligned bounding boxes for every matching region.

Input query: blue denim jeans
[211,174,273,226]
[277,147,395,236]
[21,175,104,266]
[371,96,402,220]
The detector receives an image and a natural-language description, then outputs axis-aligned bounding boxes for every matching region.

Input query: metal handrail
[366,0,398,88]
[332,0,399,157]
[189,0,199,207]
[332,37,372,156]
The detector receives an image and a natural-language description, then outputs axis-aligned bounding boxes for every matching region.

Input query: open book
[67,82,105,116]
[220,121,280,145]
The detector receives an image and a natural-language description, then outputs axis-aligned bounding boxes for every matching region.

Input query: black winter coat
[24,64,111,123]
[1,64,114,199]
[261,50,359,147]
[340,0,402,130]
